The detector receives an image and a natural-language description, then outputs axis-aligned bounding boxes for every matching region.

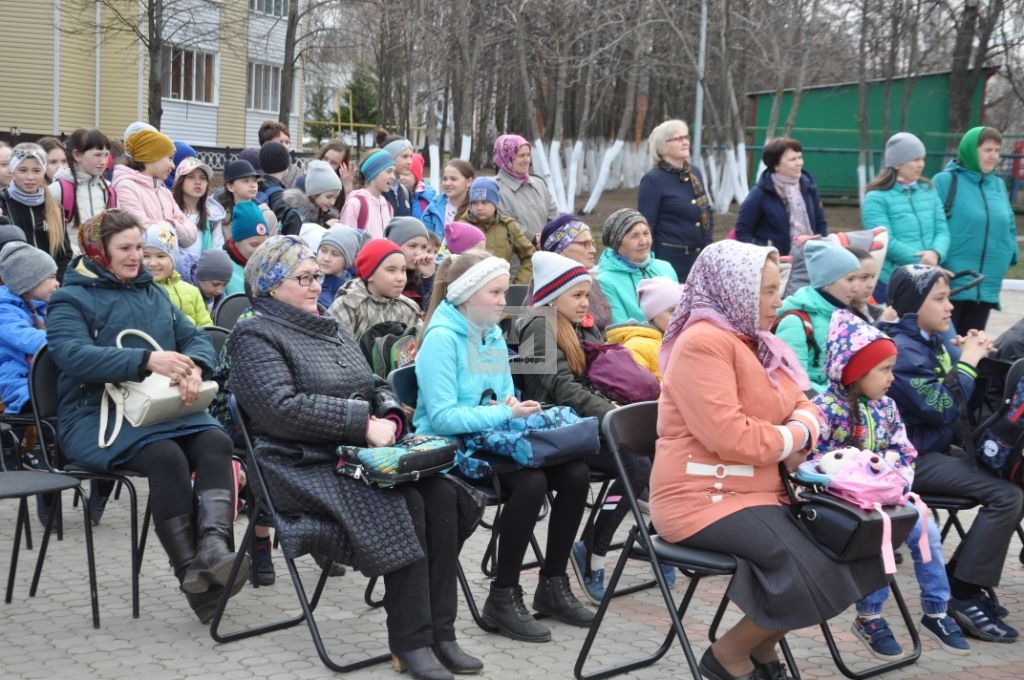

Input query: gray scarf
[7,183,46,207]
[772,172,812,240]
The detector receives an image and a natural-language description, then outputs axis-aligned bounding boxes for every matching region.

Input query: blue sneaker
[920,615,970,655]
[659,562,676,587]
[852,616,903,659]
[569,541,606,605]
[950,596,1019,643]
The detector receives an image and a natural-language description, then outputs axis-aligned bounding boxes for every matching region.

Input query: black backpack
[357,321,418,378]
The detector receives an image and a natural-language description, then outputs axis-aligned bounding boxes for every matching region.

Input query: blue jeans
[857,506,950,616]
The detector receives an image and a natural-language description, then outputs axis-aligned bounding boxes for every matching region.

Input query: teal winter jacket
[596,248,679,324]
[773,286,842,393]
[861,181,949,284]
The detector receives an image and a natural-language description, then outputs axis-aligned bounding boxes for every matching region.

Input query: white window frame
[249,0,289,16]
[160,44,217,105]
[246,61,283,113]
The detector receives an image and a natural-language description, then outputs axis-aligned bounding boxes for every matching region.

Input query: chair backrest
[203,325,231,356]
[214,293,251,331]
[506,284,530,309]
[387,365,418,409]
[601,400,659,462]
[29,345,61,422]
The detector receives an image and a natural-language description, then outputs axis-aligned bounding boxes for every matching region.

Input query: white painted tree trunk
[735,141,750,200]
[459,135,472,161]
[532,138,560,211]
[583,139,625,213]
[857,164,867,204]
[547,139,568,213]
[566,139,584,210]
[428,144,441,192]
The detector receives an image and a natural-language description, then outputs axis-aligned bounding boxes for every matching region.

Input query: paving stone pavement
[3,295,1024,680]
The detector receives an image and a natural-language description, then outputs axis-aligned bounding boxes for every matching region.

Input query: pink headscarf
[493,134,531,183]
[659,240,809,390]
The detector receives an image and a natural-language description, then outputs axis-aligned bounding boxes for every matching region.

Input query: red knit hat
[842,338,898,386]
[410,153,426,185]
[356,239,404,281]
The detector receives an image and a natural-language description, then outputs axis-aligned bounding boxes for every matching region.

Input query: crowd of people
[0,117,1022,680]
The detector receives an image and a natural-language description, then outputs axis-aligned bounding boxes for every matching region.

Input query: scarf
[658,161,711,239]
[7,183,46,207]
[78,209,111,269]
[771,172,812,240]
[493,134,531,183]
[659,239,808,389]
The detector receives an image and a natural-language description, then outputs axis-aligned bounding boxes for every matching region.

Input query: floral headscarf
[78,211,112,269]
[659,239,809,389]
[492,134,531,183]
[243,235,316,299]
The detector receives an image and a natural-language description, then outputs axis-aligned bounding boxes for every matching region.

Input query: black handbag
[781,464,919,563]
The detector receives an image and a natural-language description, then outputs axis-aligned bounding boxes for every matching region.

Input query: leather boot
[533,574,595,627]
[390,646,454,680]
[185,585,224,624]
[181,489,248,597]
[431,640,483,675]
[154,514,197,583]
[481,583,551,642]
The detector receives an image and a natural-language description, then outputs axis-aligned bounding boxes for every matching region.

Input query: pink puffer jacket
[111,165,198,247]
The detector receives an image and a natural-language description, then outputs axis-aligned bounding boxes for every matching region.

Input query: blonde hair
[648,120,688,166]
[418,249,491,342]
[10,143,66,257]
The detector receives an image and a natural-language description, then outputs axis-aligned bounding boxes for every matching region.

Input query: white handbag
[98,329,219,448]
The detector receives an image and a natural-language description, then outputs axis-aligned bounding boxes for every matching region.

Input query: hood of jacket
[280,188,323,223]
[111,164,162,192]
[778,284,838,319]
[62,254,155,291]
[605,323,662,344]
[822,308,894,385]
[0,284,46,315]
[598,246,660,274]
[205,195,228,222]
[336,277,421,316]
[54,166,108,188]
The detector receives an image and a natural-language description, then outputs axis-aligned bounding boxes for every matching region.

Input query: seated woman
[45,209,244,624]
[228,235,480,680]
[596,208,678,325]
[650,240,886,680]
[538,214,612,332]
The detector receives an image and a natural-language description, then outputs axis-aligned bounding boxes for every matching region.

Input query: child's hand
[510,400,542,419]
[415,253,436,277]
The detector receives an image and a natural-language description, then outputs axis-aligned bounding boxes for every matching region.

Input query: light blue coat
[861,181,949,284]
[0,285,47,413]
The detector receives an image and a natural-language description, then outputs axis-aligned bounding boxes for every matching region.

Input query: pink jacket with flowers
[111,165,198,247]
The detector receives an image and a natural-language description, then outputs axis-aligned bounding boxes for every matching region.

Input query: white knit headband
[446,256,511,306]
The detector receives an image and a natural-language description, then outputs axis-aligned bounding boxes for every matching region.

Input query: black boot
[185,585,224,624]
[155,513,222,623]
[181,489,248,597]
[391,646,453,680]
[431,640,483,675]
[481,583,551,642]
[533,574,595,627]
[87,479,115,526]
[249,537,276,587]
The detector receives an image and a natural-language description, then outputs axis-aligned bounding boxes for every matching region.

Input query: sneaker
[659,562,676,587]
[249,538,276,587]
[950,596,1019,643]
[920,614,971,654]
[979,590,1010,620]
[569,540,606,605]
[851,616,904,659]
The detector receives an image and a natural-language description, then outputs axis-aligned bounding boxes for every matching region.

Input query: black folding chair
[575,401,801,680]
[202,325,231,356]
[214,293,250,331]
[210,396,390,674]
[29,345,151,619]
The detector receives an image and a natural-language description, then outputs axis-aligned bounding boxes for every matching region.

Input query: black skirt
[684,505,887,631]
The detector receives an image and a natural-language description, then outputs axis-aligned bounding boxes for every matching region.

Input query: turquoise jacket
[932,162,1018,307]
[412,300,516,436]
[861,181,949,284]
[596,248,679,324]
[773,286,842,393]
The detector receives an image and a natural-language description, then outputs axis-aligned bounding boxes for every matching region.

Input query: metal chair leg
[364,576,384,608]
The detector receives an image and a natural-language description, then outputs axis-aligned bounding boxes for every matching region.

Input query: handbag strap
[115,328,164,351]
[98,383,126,449]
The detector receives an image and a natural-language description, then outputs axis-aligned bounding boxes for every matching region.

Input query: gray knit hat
[0,223,27,252]
[319,224,366,267]
[195,249,234,282]
[385,216,430,246]
[884,132,926,169]
[304,159,342,196]
[0,242,58,295]
[602,208,648,252]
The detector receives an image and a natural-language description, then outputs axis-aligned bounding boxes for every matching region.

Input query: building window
[160,45,215,104]
[249,0,289,16]
[247,62,281,112]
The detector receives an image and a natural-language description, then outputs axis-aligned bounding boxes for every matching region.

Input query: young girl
[224,201,270,296]
[309,138,355,209]
[0,241,58,413]
[142,223,213,328]
[436,221,485,264]
[846,246,885,323]
[110,129,198,248]
[413,251,595,642]
[385,216,436,312]
[462,176,535,284]
[0,143,71,280]
[216,159,276,234]
[813,309,969,658]
[316,223,364,308]
[605,276,681,381]
[517,251,657,605]
[0,141,12,189]
[280,160,342,228]
[338,150,395,238]
[422,160,475,236]
[327,239,421,339]
[48,128,115,231]
[37,137,68,183]
[180,248,233,313]
[379,135,415,216]
[862,133,948,303]
[172,156,226,257]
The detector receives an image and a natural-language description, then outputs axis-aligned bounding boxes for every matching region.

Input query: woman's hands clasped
[146,351,203,405]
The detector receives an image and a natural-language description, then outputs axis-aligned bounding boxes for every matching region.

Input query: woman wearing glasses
[637,120,714,281]
[229,235,479,680]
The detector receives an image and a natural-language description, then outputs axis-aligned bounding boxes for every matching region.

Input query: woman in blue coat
[45,209,245,623]
[861,132,949,302]
[932,126,1018,332]
[735,137,828,255]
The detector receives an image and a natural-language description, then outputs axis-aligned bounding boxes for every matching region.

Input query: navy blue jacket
[637,165,712,250]
[878,314,977,455]
[383,184,412,217]
[735,170,828,255]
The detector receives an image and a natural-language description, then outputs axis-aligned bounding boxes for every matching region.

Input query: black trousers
[115,428,235,522]
[493,460,590,588]
[952,300,995,333]
[582,449,652,557]
[912,451,1024,588]
[383,477,459,652]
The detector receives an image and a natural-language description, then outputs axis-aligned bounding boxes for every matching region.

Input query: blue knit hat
[143,222,179,261]
[469,176,500,206]
[805,240,861,289]
[360,149,395,182]
[232,201,270,243]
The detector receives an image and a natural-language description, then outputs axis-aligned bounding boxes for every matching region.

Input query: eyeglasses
[667,135,690,143]
[285,271,325,287]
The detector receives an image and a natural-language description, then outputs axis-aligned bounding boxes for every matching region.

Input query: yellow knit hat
[125,129,175,164]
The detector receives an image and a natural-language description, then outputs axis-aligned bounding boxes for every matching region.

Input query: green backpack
[358,321,418,378]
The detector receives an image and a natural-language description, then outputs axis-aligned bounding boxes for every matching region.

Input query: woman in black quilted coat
[228,235,480,680]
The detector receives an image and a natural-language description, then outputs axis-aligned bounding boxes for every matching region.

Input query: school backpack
[974,359,1024,483]
[357,320,418,378]
[771,309,820,365]
[58,177,116,225]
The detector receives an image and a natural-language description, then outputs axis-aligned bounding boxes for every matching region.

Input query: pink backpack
[58,177,116,225]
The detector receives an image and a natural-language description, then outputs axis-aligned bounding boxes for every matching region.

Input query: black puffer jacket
[228,295,422,577]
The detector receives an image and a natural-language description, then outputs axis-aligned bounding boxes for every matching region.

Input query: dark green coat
[46,256,221,471]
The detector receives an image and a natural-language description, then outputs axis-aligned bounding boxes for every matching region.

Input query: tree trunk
[857,0,872,201]
[146,0,164,127]
[782,0,819,136]
[277,0,300,128]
